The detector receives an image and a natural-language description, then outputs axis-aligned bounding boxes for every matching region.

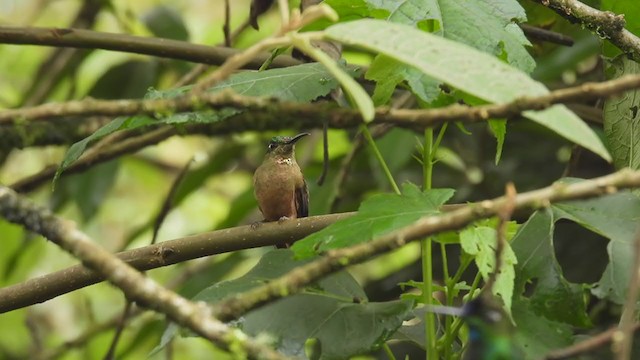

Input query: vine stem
[360,124,401,195]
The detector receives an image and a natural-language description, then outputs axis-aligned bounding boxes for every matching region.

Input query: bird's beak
[288,132,310,144]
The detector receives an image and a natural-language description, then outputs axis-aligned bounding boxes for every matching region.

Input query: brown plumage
[253,133,309,247]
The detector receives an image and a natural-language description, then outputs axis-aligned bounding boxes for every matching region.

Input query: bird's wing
[295,179,309,218]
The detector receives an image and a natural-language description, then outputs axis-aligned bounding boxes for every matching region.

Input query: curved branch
[0,186,288,360]
[0,212,353,313]
[0,26,301,69]
[530,0,640,61]
[209,168,640,321]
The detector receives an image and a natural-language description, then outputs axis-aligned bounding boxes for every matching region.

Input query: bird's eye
[268,143,276,150]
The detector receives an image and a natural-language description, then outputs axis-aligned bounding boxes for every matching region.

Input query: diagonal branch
[209,168,640,322]
[0,26,300,69]
[530,0,640,61]
[0,186,289,360]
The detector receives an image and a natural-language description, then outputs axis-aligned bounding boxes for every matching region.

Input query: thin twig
[485,183,517,293]
[519,24,574,46]
[0,26,300,69]
[544,324,640,360]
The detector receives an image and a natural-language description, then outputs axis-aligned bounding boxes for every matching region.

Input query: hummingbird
[428,294,520,360]
[460,295,519,360]
[253,133,309,241]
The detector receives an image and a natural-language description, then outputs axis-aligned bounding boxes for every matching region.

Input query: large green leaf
[511,209,591,327]
[366,0,533,72]
[552,191,640,304]
[512,298,574,360]
[160,250,412,359]
[57,62,350,181]
[603,56,640,170]
[291,184,455,259]
[460,226,517,312]
[324,19,611,161]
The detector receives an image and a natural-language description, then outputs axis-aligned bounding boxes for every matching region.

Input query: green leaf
[511,209,591,327]
[52,160,120,222]
[488,119,506,165]
[166,250,413,359]
[142,5,190,41]
[324,19,611,161]
[365,0,533,72]
[292,184,455,259]
[552,191,640,304]
[58,62,349,180]
[460,226,517,312]
[512,298,574,360]
[366,55,441,105]
[292,37,374,121]
[603,55,640,170]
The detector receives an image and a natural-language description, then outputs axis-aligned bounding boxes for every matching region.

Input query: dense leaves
[292,184,454,258]
[162,250,413,359]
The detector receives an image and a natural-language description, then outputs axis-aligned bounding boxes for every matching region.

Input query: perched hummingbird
[253,133,309,235]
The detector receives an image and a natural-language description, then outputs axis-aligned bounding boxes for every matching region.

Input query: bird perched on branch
[253,133,309,246]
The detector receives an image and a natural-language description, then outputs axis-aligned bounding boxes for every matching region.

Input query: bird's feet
[250,221,263,230]
[277,216,291,224]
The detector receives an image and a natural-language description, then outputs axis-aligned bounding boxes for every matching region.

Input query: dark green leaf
[292,184,454,259]
[512,298,573,360]
[511,209,591,327]
[141,5,190,41]
[552,191,640,304]
[162,250,412,359]
[52,160,120,222]
[603,55,640,170]
[488,119,506,164]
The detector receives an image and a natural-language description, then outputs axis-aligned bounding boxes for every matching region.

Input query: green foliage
[161,250,413,359]
[56,62,350,182]
[460,226,517,311]
[512,298,574,359]
[553,190,640,304]
[603,55,640,169]
[292,184,454,259]
[511,209,591,327]
[325,19,611,161]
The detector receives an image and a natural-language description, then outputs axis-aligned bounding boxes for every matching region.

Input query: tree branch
[209,168,640,322]
[0,26,300,69]
[8,73,640,192]
[0,186,289,360]
[530,0,640,61]
[3,73,639,126]
[0,212,352,313]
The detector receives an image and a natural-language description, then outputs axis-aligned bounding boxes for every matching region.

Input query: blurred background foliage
[0,0,627,359]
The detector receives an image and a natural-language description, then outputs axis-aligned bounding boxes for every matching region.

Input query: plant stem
[382,343,397,360]
[361,124,401,195]
[422,127,437,359]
